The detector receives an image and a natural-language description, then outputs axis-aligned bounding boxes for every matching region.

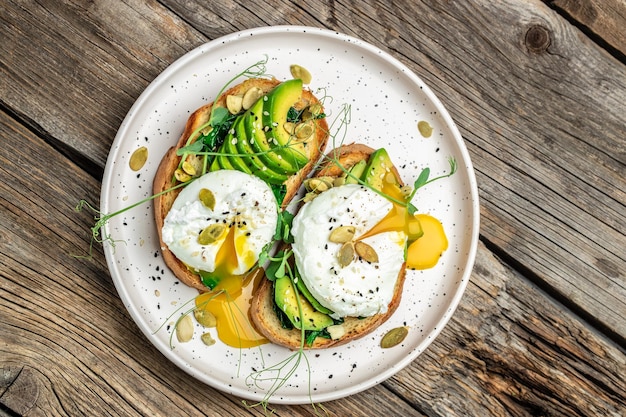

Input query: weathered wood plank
[546,0,626,58]
[0,0,206,177]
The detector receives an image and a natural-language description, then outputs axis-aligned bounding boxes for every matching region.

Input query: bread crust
[153,78,329,292]
[250,144,408,349]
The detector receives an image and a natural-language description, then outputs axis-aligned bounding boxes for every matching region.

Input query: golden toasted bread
[250,144,407,349]
[153,77,329,292]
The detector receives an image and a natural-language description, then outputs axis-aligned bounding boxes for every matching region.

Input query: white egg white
[161,170,278,276]
[291,184,406,319]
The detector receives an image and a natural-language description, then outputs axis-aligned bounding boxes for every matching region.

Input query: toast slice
[153,77,329,292]
[250,144,408,349]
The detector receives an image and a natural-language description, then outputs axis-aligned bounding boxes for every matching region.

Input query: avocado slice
[261,79,309,169]
[245,99,300,174]
[345,159,367,184]
[295,275,334,315]
[274,276,333,331]
[221,122,253,175]
[232,115,289,184]
[363,148,401,192]
[216,152,236,171]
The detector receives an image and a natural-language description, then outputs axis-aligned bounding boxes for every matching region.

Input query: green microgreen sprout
[74,180,191,258]
[243,248,328,417]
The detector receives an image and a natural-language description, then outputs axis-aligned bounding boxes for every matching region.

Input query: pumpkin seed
[290,64,312,84]
[194,308,217,328]
[338,242,355,268]
[418,120,433,138]
[333,177,346,187]
[226,94,243,114]
[304,177,333,193]
[198,188,216,210]
[201,332,216,346]
[183,155,203,176]
[329,225,356,243]
[242,87,264,110]
[129,146,148,171]
[355,241,379,263]
[283,121,296,134]
[294,120,314,141]
[176,314,194,343]
[380,326,408,348]
[182,160,197,176]
[198,223,226,245]
[174,168,192,183]
[303,192,318,203]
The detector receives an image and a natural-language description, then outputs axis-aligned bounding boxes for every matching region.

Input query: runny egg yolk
[194,224,267,348]
[358,173,448,270]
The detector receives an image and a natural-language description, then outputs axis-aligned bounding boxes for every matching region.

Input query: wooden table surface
[1,1,625,416]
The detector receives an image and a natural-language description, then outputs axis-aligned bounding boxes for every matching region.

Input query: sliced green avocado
[295,276,334,315]
[221,122,253,175]
[216,152,236,171]
[262,79,309,169]
[345,159,367,184]
[363,148,401,191]
[245,99,299,174]
[209,154,222,172]
[232,115,289,184]
[274,276,334,331]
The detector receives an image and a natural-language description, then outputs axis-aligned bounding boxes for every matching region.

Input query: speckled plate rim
[101,25,479,405]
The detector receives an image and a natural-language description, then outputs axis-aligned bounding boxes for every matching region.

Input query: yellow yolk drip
[194,225,268,348]
[406,214,448,269]
[358,175,448,270]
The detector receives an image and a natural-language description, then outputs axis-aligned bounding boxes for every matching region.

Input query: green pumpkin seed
[129,146,148,171]
[290,64,312,84]
[198,223,226,245]
[418,120,433,138]
[380,326,409,348]
[198,188,216,210]
[201,332,216,346]
[338,242,355,268]
[194,308,217,328]
[294,120,314,141]
[174,168,192,183]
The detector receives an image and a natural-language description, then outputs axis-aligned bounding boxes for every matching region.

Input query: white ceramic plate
[101,26,479,405]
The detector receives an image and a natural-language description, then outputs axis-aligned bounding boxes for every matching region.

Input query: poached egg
[161,170,278,276]
[291,184,406,319]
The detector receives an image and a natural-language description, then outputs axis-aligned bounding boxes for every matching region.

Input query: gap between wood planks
[543,0,626,64]
[481,234,626,352]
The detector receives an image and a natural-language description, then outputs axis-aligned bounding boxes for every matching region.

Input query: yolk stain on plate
[406,214,448,269]
[195,268,267,348]
[194,220,267,348]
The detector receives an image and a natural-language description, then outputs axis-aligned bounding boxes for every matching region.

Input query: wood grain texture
[546,0,626,58]
[0,0,206,177]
